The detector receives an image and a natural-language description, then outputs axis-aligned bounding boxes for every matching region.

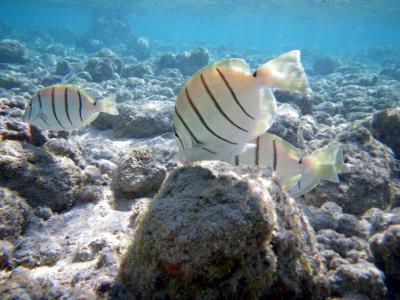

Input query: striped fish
[174,50,311,162]
[22,85,118,131]
[226,132,349,197]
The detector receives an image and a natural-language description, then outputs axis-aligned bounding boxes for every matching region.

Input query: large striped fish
[226,132,349,197]
[174,50,311,162]
[22,85,118,131]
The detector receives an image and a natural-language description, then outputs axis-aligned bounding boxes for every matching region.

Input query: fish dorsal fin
[66,85,95,104]
[184,59,250,89]
[212,58,251,73]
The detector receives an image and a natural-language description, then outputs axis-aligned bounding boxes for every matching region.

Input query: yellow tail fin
[97,94,119,115]
[256,50,312,95]
[302,143,346,182]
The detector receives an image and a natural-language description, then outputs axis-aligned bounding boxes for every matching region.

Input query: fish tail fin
[97,94,119,115]
[302,143,346,182]
[257,50,312,94]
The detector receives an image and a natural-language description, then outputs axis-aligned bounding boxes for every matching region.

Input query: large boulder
[313,56,341,75]
[119,162,327,299]
[158,47,210,76]
[84,49,123,82]
[0,39,30,64]
[77,15,151,59]
[0,140,83,212]
[84,57,116,82]
[304,125,398,215]
[55,60,72,76]
[93,101,174,138]
[371,108,400,159]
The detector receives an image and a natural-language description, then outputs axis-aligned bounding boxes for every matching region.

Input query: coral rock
[0,39,30,64]
[112,146,166,199]
[313,56,341,75]
[0,140,83,212]
[370,225,400,296]
[304,125,398,215]
[119,162,327,299]
[371,108,400,159]
[93,100,174,138]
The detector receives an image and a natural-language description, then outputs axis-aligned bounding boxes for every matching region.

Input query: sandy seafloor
[0,17,400,299]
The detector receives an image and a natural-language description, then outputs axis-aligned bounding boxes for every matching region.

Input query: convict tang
[22,84,118,131]
[174,50,311,162]
[226,132,349,197]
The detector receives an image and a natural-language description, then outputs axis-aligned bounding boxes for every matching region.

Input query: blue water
[0,0,399,54]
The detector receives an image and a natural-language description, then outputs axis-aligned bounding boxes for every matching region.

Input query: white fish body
[226,132,349,197]
[174,50,311,162]
[22,85,118,131]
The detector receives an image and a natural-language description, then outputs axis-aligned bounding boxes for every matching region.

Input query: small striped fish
[226,132,349,197]
[174,50,311,162]
[22,85,119,131]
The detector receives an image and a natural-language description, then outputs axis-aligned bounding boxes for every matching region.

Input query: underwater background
[0,0,400,299]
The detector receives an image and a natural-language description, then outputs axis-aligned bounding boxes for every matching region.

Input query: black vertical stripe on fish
[27,102,32,120]
[216,68,254,120]
[38,91,42,109]
[175,106,202,145]
[200,74,248,132]
[255,136,260,166]
[272,139,277,171]
[185,87,238,145]
[202,147,217,155]
[77,90,83,122]
[174,127,185,150]
[297,178,301,190]
[40,115,51,127]
[235,155,239,166]
[51,87,65,129]
[64,87,74,126]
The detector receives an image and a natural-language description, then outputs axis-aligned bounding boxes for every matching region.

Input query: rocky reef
[0,32,400,299]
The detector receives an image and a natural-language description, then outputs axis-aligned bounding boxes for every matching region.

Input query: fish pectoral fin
[37,111,50,127]
[249,89,277,137]
[286,173,321,198]
[187,144,220,161]
[80,112,99,127]
[281,173,302,190]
